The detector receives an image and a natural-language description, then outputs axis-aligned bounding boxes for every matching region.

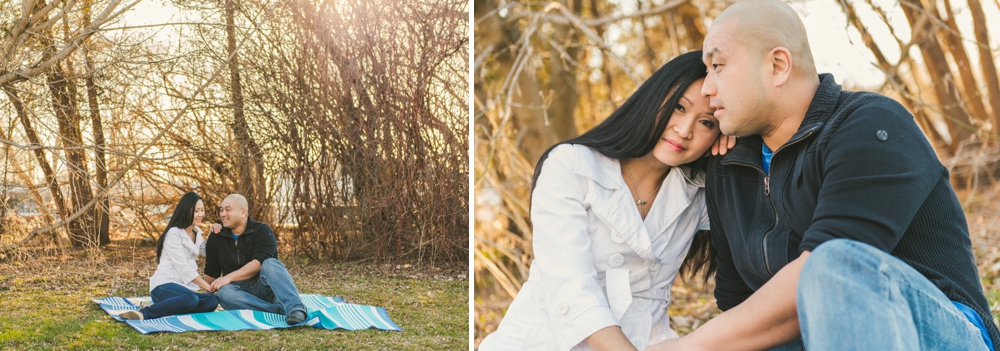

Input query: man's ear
[769,46,792,87]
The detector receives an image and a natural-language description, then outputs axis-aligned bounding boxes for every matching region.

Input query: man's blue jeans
[795,239,988,351]
[141,282,219,319]
[216,258,306,319]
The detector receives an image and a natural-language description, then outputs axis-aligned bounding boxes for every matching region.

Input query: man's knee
[216,284,241,300]
[262,257,282,267]
[215,285,243,309]
[800,239,884,294]
[809,238,886,267]
[261,258,287,273]
[809,238,864,265]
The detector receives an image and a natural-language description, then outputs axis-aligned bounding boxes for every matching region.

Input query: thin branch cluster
[0,0,469,269]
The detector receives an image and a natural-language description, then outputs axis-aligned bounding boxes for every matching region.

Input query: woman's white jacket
[149,227,206,292]
[479,144,709,351]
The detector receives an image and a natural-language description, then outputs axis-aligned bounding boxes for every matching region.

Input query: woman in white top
[478,51,727,351]
[120,192,219,320]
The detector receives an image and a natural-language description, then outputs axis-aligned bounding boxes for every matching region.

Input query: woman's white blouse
[149,227,206,292]
[479,144,709,351]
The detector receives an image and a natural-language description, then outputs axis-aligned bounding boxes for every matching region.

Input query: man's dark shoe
[286,310,307,325]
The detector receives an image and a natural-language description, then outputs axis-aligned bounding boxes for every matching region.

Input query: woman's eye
[700,120,716,128]
[675,104,686,113]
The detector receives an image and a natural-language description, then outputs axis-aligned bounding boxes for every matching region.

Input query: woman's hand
[210,223,222,234]
[708,134,738,156]
[194,275,215,293]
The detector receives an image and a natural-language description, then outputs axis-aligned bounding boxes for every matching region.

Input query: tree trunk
[901,0,973,156]
[3,85,70,225]
[939,0,989,131]
[590,0,615,110]
[224,0,268,222]
[678,3,706,50]
[85,73,110,245]
[82,0,109,246]
[1,130,7,237]
[543,0,582,145]
[47,65,96,247]
[966,0,1000,135]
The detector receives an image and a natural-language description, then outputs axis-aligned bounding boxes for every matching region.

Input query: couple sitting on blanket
[119,193,308,325]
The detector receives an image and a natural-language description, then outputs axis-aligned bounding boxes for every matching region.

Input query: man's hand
[210,223,222,234]
[669,252,810,351]
[209,275,234,292]
[709,133,738,156]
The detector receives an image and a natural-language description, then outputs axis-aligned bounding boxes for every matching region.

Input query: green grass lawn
[0,246,468,350]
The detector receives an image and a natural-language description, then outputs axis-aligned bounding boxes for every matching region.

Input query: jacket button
[557,302,568,315]
[608,253,625,268]
[611,232,625,243]
[876,130,888,141]
[632,339,646,350]
[633,298,648,312]
[648,262,661,272]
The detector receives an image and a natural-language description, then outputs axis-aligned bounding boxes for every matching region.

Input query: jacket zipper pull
[764,176,770,196]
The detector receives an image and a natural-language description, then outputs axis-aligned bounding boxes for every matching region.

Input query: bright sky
[120,0,180,24]
[117,0,183,43]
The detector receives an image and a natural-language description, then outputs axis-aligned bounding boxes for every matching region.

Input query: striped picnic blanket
[92,294,402,334]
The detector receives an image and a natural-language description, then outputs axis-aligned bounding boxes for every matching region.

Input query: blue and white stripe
[92,294,401,334]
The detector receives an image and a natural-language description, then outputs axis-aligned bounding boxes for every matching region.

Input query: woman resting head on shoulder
[119,192,220,320]
[479,51,725,351]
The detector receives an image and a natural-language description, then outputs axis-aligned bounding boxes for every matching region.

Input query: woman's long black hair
[155,192,202,263]
[530,50,716,282]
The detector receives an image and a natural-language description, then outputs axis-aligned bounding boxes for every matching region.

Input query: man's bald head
[220,193,250,230]
[709,0,816,77]
[224,194,249,211]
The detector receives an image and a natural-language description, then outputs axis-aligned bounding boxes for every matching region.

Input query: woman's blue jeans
[140,282,219,319]
[794,239,989,351]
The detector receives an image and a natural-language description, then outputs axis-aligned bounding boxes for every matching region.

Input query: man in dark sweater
[203,194,307,325]
[648,1,998,350]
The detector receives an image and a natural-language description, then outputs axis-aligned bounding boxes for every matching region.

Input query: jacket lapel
[573,146,659,263]
[594,190,659,262]
[648,167,704,239]
[173,228,200,257]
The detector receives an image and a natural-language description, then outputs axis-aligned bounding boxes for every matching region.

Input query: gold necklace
[625,161,664,219]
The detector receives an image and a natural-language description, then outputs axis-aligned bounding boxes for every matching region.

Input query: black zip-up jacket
[706,73,1000,348]
[204,217,278,279]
